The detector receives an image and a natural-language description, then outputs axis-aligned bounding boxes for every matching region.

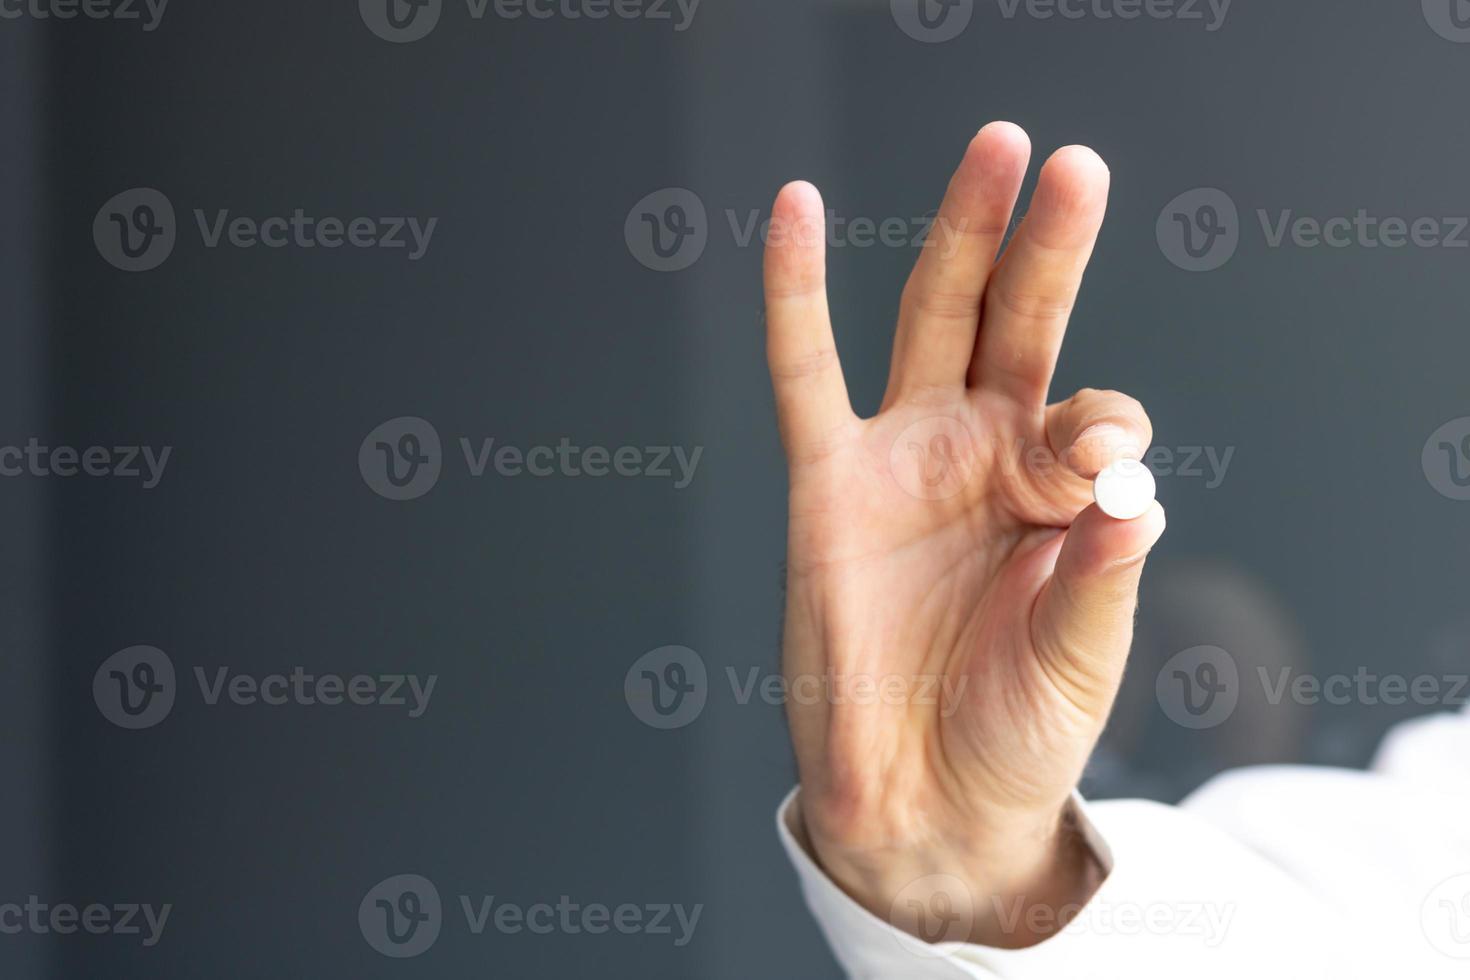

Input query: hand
[764,122,1166,949]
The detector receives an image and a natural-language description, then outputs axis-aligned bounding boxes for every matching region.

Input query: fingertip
[973,120,1031,158]
[1110,499,1167,565]
[1065,500,1165,575]
[774,180,823,219]
[958,122,1031,191]
[1049,144,1109,180]
[1034,145,1111,217]
[766,181,828,267]
[1129,499,1167,547]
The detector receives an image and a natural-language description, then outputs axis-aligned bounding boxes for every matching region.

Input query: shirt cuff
[774,787,1114,979]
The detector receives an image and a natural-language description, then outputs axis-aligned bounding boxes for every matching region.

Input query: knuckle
[902,283,982,322]
[764,274,826,300]
[988,285,1076,324]
[770,346,840,382]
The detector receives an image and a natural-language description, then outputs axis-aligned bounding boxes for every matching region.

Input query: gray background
[3,0,1469,976]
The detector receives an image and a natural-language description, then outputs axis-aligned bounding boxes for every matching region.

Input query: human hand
[765,122,1165,949]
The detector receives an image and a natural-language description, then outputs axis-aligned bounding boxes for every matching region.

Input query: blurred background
[2,0,1469,976]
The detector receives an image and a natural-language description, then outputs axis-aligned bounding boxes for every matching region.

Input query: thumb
[1031,502,1166,710]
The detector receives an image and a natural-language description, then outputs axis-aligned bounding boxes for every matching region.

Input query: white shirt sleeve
[778,708,1470,979]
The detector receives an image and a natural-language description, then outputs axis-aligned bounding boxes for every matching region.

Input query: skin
[763,122,1166,949]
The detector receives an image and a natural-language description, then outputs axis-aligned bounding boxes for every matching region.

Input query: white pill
[1093,459,1156,520]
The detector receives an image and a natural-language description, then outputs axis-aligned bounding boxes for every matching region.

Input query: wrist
[794,796,1106,950]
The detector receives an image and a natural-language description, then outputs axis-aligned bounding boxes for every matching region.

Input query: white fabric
[778,708,1470,978]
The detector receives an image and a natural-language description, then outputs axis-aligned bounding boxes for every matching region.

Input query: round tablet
[1093,459,1156,520]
